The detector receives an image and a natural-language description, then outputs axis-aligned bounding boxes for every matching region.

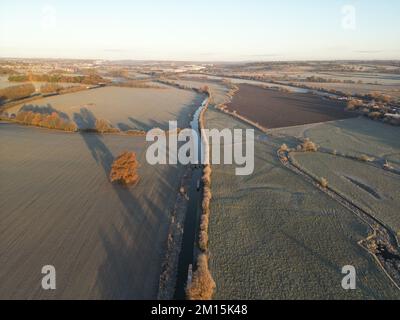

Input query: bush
[109,152,140,186]
[199,165,212,251]
[279,144,288,152]
[297,138,318,152]
[186,254,216,300]
[359,154,374,162]
[95,119,120,134]
[368,112,383,120]
[319,177,328,188]
[346,99,362,111]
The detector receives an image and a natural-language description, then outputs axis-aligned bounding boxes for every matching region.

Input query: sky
[0,0,399,61]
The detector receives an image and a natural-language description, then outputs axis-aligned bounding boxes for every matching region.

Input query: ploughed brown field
[226,84,357,128]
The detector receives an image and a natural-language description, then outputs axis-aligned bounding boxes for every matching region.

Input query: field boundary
[157,168,192,300]
[277,146,400,290]
[185,96,216,300]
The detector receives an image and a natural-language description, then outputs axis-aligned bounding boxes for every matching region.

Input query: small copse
[109,152,140,186]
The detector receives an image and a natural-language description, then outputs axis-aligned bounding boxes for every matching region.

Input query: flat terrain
[271,117,400,231]
[272,117,400,168]
[204,108,400,299]
[297,72,400,86]
[291,81,400,100]
[294,152,400,231]
[226,84,356,129]
[6,86,202,131]
[0,123,183,299]
[174,78,232,106]
[0,76,80,90]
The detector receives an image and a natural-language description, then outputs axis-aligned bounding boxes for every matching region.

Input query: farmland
[0,76,82,91]
[270,117,400,231]
[293,152,400,231]
[0,123,184,299]
[0,57,399,301]
[204,107,400,299]
[6,86,202,131]
[225,84,356,129]
[271,117,400,168]
[173,78,233,106]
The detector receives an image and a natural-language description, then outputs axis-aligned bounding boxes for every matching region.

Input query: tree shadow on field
[73,107,96,129]
[97,193,167,299]
[74,107,174,299]
[128,116,166,132]
[20,103,70,120]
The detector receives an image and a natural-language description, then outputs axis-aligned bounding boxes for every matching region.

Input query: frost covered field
[204,108,400,299]
[6,86,202,131]
[0,123,184,299]
[174,78,232,106]
[275,117,400,231]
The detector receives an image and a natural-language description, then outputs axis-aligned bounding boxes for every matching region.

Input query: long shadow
[97,194,167,299]
[19,103,70,120]
[74,107,170,299]
[128,117,162,131]
[73,107,97,130]
[126,95,200,132]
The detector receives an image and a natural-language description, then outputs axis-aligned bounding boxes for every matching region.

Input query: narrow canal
[173,97,209,300]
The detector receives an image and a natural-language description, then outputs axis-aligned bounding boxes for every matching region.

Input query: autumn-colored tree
[297,138,318,152]
[186,254,216,300]
[40,83,63,94]
[95,119,119,133]
[14,110,77,132]
[109,152,140,186]
[31,113,42,126]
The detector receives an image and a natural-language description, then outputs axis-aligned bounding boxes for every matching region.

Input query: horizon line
[1,56,400,64]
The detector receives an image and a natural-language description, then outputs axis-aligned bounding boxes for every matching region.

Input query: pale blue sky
[1,0,399,61]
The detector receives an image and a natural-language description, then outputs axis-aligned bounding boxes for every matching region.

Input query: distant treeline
[0,67,17,75]
[302,76,362,84]
[112,80,164,89]
[39,83,86,95]
[0,83,36,102]
[8,73,109,85]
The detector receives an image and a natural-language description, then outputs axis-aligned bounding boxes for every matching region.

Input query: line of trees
[94,119,120,134]
[13,111,77,132]
[0,83,36,102]
[112,80,164,89]
[8,73,108,85]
